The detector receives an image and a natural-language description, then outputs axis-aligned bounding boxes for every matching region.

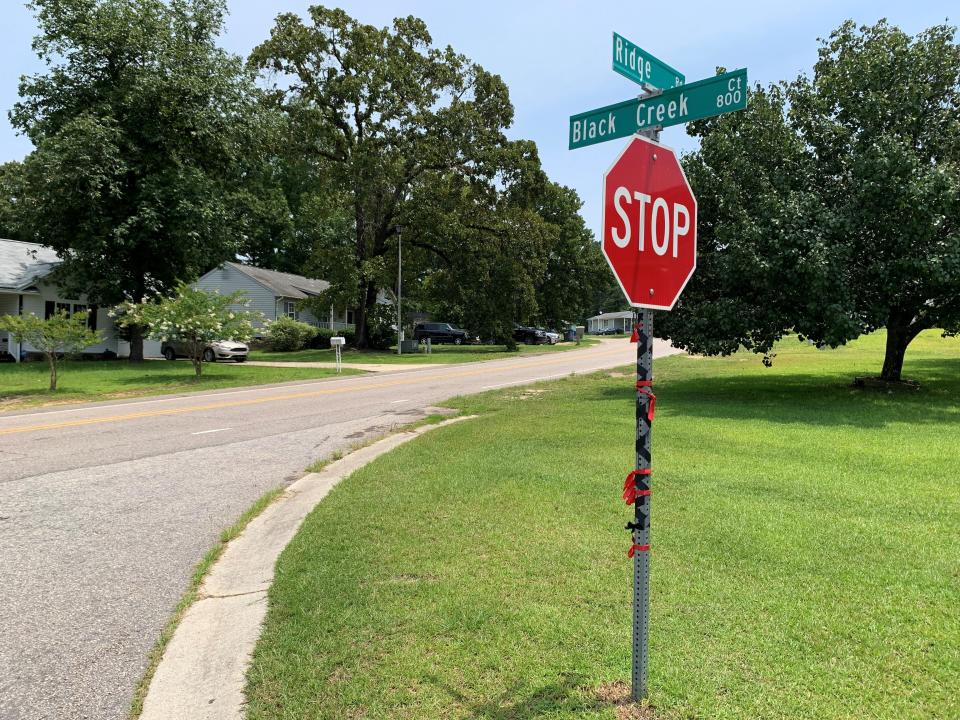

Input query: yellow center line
[0,346,629,436]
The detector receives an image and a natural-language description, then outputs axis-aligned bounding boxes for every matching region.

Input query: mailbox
[330,336,346,347]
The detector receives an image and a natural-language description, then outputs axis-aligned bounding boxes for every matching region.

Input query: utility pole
[397,226,402,355]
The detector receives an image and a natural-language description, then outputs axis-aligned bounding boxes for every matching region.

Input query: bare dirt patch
[595,681,659,720]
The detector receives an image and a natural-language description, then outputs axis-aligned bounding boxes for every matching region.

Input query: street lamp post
[397,226,402,355]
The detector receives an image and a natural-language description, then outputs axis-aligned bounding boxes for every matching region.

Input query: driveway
[0,337,678,719]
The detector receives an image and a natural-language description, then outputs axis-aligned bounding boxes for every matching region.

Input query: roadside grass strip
[0,360,362,411]
[129,487,285,719]
[244,330,960,720]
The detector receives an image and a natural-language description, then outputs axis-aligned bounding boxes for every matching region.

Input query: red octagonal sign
[602,135,697,310]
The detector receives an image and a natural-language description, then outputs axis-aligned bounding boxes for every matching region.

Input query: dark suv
[413,322,470,345]
[513,325,548,345]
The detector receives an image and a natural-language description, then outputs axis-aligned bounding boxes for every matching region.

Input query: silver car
[161,339,248,363]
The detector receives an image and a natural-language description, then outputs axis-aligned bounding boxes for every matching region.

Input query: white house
[194,262,356,333]
[0,238,161,361]
[586,310,634,334]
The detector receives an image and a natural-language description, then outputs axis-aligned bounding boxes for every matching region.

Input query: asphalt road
[0,338,675,720]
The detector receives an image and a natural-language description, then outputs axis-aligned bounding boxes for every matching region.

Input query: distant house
[194,262,356,333]
[0,238,161,361]
[586,310,634,334]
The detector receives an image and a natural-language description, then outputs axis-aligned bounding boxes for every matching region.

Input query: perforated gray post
[632,307,654,700]
[628,122,660,703]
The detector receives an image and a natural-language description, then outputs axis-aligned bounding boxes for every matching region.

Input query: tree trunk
[353,283,380,350]
[47,353,57,391]
[880,315,921,382]
[128,323,145,363]
[192,340,203,379]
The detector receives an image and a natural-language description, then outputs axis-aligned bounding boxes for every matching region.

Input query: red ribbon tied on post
[636,380,656,422]
[622,468,652,504]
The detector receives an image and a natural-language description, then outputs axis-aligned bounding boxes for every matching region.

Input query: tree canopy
[250,6,605,346]
[11,0,275,360]
[662,20,960,381]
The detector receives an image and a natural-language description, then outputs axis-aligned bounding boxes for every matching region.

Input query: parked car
[595,327,622,336]
[513,325,548,345]
[540,329,561,344]
[413,322,473,345]
[161,339,248,362]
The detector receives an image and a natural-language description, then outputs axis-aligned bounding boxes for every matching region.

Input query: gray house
[194,262,355,333]
[586,310,634,334]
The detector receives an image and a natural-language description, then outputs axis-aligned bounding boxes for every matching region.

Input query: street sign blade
[569,68,748,150]
[612,32,684,90]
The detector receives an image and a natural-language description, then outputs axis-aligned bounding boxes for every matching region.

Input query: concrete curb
[138,416,472,720]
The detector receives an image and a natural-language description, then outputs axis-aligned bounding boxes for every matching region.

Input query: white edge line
[191,428,232,436]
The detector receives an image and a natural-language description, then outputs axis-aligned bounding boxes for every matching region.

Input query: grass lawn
[0,359,361,411]
[245,330,960,720]
[249,338,598,364]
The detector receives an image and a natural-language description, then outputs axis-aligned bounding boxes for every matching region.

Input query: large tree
[661,21,960,382]
[11,0,272,360]
[250,6,520,348]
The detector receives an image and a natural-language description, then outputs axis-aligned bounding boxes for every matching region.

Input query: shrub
[309,327,357,349]
[265,316,318,352]
[366,303,396,350]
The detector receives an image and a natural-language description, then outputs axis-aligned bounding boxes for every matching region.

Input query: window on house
[284,301,298,320]
[44,301,55,319]
[71,304,97,331]
[346,310,355,325]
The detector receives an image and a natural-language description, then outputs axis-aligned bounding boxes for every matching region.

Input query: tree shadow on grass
[592,357,960,429]
[423,672,609,719]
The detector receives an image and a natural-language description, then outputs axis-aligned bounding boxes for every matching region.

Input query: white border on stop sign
[600,134,698,311]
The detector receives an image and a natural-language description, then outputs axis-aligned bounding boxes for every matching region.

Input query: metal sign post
[630,307,654,699]
[627,123,660,702]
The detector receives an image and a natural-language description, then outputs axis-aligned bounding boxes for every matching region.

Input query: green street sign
[612,32,684,90]
[569,68,748,150]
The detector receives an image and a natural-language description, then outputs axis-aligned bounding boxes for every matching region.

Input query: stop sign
[602,135,697,310]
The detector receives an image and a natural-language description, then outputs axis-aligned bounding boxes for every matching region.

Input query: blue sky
[0,1,953,233]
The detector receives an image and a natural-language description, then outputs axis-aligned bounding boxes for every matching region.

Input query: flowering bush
[114,283,260,378]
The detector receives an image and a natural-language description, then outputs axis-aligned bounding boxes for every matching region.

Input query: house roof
[225,261,330,300]
[588,310,634,321]
[0,239,60,291]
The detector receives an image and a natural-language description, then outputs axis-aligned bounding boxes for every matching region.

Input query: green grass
[129,486,285,719]
[250,338,598,364]
[0,359,362,411]
[244,330,960,720]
